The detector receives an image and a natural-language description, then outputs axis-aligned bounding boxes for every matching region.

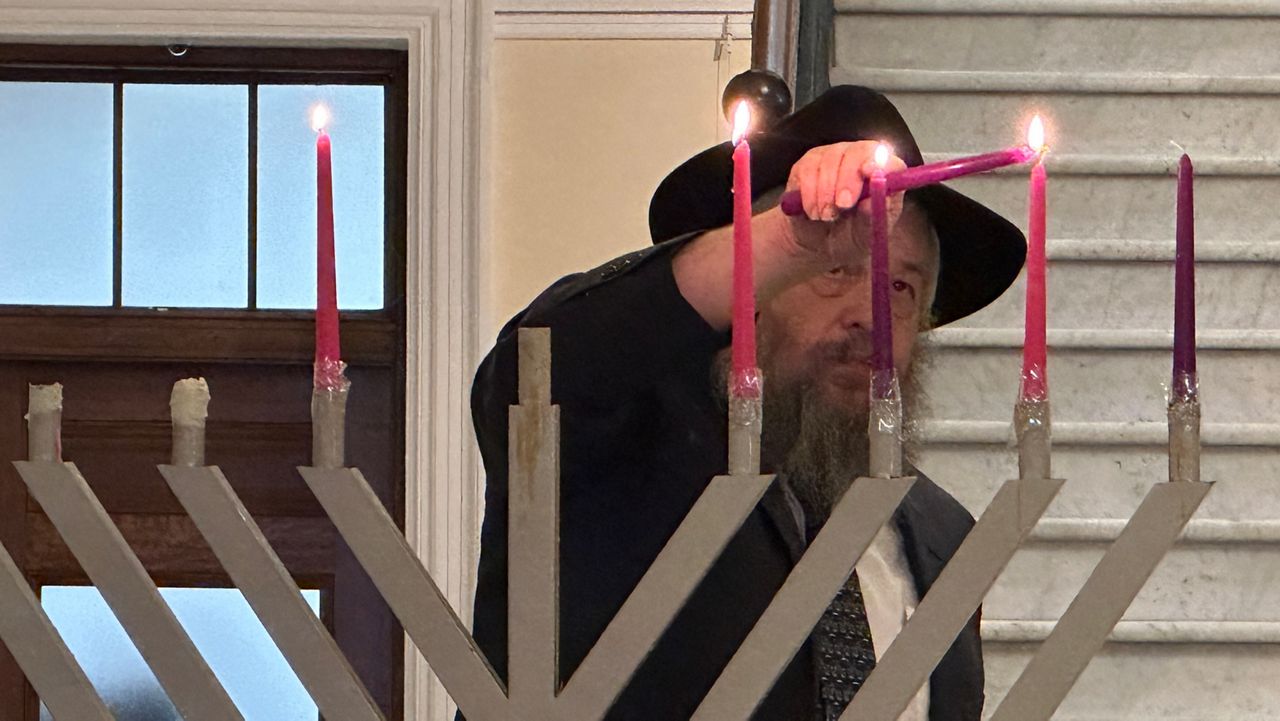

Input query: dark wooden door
[0,312,406,720]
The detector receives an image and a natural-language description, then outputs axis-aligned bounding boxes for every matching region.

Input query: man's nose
[834,280,875,333]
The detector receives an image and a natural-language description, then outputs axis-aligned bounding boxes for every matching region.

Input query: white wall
[485,34,751,340]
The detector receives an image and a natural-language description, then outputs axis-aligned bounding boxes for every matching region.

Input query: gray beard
[714,333,932,535]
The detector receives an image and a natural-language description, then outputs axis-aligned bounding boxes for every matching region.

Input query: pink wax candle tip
[1021,147,1048,401]
[1173,153,1196,378]
[314,104,342,380]
[730,103,758,378]
[869,145,894,374]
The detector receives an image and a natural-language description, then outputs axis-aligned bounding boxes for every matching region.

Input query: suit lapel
[758,477,806,563]
[893,482,949,594]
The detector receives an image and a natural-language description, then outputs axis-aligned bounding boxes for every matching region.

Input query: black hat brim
[648,85,1026,327]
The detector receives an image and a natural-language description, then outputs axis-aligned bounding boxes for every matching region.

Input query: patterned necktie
[813,572,877,721]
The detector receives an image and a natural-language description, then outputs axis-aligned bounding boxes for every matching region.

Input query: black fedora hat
[648,85,1026,327]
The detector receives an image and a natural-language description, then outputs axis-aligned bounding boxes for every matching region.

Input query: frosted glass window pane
[122,84,248,308]
[40,586,320,721]
[0,82,113,305]
[257,85,384,310]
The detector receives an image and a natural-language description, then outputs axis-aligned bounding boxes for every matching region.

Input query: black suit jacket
[467,237,983,720]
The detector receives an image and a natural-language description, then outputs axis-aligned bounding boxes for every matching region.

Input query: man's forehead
[893,205,939,275]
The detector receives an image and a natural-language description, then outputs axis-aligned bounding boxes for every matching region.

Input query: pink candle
[313,106,342,390]
[780,144,1037,217]
[730,102,758,397]
[869,144,893,379]
[1021,117,1049,402]
[1173,153,1196,391]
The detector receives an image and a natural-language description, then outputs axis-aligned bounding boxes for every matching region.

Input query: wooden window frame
[0,43,409,368]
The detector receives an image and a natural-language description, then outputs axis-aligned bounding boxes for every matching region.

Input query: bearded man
[466,86,1026,721]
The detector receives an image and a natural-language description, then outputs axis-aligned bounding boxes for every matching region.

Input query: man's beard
[714,329,932,536]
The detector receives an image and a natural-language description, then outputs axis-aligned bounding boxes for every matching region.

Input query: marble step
[835,10,1280,78]
[946,256,1280,331]
[914,345,1280,424]
[928,170,1280,246]
[978,526,1280,622]
[981,621,1280,720]
[916,437,1280,520]
[841,85,1280,160]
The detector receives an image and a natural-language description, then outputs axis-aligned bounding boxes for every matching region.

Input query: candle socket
[312,384,350,470]
[170,378,210,467]
[1168,397,1201,484]
[868,371,903,479]
[1014,398,1052,481]
[728,370,763,476]
[26,383,63,463]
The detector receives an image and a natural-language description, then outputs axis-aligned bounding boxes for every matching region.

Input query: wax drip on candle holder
[868,369,903,478]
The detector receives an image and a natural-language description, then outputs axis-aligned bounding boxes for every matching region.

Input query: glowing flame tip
[1027,115,1046,151]
[732,101,751,144]
[310,105,331,133]
[874,143,891,168]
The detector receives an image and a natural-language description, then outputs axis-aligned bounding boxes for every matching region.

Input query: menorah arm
[987,481,1211,721]
[0,534,113,721]
[161,464,385,721]
[556,473,774,720]
[14,461,243,721]
[298,466,509,721]
[691,476,916,721]
[840,477,1064,721]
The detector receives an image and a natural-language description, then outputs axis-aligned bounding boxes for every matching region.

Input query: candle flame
[732,101,751,145]
[310,104,331,133]
[874,143,891,169]
[1027,115,1046,152]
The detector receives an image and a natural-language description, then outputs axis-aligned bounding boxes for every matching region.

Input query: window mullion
[112,81,123,308]
[248,83,258,310]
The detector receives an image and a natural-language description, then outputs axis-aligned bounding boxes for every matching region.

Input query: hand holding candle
[779,141,1038,218]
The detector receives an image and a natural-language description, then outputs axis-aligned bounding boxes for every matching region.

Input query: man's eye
[824,267,846,278]
[892,279,916,298]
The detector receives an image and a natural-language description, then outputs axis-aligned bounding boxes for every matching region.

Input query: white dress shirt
[856,523,930,721]
[779,481,930,720]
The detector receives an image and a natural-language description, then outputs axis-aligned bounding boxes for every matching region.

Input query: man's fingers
[815,143,850,221]
[834,145,865,211]
[788,155,822,221]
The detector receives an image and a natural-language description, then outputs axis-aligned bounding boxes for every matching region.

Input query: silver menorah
[0,327,1210,720]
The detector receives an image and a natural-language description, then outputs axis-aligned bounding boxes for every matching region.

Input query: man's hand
[672,141,908,331]
[777,141,908,274]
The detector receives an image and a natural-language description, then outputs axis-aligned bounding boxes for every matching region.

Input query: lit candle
[780,143,1038,217]
[1021,116,1049,402]
[312,105,342,390]
[869,143,893,380]
[1173,153,1196,397]
[730,101,758,398]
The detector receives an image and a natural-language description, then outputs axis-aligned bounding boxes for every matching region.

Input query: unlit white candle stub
[26,383,63,418]
[170,378,210,427]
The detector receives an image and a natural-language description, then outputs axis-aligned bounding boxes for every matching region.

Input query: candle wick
[1169,139,1187,155]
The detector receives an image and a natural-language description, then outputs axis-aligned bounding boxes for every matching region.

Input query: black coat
[467,236,984,721]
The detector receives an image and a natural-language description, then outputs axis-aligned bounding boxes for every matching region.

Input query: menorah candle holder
[1,329,1214,721]
[170,377,210,467]
[311,365,350,469]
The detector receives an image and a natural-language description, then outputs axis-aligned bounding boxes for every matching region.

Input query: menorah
[0,327,1209,720]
